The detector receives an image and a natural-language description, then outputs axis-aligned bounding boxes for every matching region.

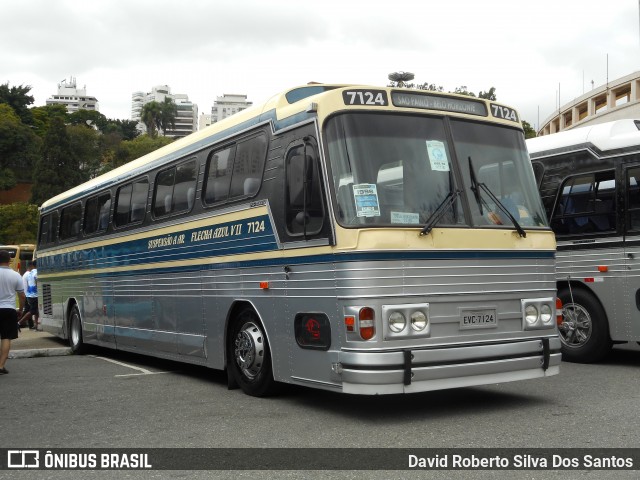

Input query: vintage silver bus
[527,119,640,362]
[37,84,560,396]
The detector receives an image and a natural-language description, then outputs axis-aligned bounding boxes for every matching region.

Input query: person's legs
[0,338,10,371]
[0,309,18,371]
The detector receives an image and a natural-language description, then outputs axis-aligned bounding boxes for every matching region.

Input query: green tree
[140,101,163,138]
[0,83,34,124]
[478,87,497,101]
[104,119,140,141]
[67,124,102,179]
[0,104,41,189]
[30,104,68,138]
[31,116,82,205]
[452,86,476,97]
[522,120,537,139]
[416,82,444,92]
[141,98,178,137]
[99,134,173,174]
[159,97,177,135]
[68,109,108,131]
[0,202,39,244]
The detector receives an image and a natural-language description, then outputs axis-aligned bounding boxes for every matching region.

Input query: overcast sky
[2,0,639,130]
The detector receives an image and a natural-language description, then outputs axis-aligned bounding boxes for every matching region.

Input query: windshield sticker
[391,211,420,224]
[353,184,381,217]
[426,140,450,172]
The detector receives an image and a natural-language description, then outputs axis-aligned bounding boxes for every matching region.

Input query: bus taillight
[358,307,375,340]
[556,297,563,326]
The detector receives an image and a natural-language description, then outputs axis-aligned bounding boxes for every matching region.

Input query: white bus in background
[527,119,640,362]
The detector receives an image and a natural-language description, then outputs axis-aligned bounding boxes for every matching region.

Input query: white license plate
[460,309,497,329]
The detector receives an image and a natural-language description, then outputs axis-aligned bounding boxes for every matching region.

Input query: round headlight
[540,304,552,324]
[410,311,428,331]
[525,304,538,325]
[388,312,406,333]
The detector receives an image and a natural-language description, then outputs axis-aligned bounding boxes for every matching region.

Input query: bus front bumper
[337,337,561,395]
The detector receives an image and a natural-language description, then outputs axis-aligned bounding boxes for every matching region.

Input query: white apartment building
[211,94,252,124]
[46,77,99,113]
[131,85,198,138]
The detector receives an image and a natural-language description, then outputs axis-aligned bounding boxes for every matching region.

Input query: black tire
[557,287,611,363]
[227,308,278,397]
[69,305,87,355]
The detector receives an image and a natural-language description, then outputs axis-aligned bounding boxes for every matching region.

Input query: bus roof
[526,119,640,158]
[40,83,521,212]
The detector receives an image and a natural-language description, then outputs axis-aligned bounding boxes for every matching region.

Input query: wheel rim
[234,321,265,380]
[560,302,592,348]
[71,314,81,347]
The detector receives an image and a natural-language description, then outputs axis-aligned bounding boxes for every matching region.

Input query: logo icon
[7,450,39,468]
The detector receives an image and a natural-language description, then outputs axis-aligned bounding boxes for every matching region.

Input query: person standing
[0,250,26,374]
[19,261,38,330]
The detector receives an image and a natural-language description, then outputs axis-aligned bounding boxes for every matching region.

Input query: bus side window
[627,167,640,231]
[551,171,615,235]
[84,192,111,235]
[285,142,324,236]
[203,147,234,205]
[39,212,59,246]
[59,203,82,241]
[115,178,148,227]
[153,159,198,217]
[229,134,266,199]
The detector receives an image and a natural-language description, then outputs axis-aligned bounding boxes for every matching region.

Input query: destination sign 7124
[490,103,519,122]
[342,90,388,106]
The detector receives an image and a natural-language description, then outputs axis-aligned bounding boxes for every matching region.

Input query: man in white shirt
[0,250,26,374]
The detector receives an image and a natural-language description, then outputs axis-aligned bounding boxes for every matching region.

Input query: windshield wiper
[420,189,462,236]
[468,156,527,238]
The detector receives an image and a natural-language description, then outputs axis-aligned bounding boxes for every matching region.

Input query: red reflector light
[556,297,563,326]
[358,307,375,340]
[259,281,269,289]
[344,315,355,332]
[597,265,608,272]
[584,278,594,283]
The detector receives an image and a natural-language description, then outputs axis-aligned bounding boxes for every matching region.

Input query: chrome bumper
[338,337,561,395]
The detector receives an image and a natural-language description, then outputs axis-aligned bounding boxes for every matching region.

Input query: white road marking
[93,355,170,376]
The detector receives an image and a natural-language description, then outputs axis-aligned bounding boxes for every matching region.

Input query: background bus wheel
[227,308,277,397]
[557,287,611,363]
[69,305,87,354]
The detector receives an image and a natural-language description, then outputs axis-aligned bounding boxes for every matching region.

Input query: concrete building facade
[45,77,99,113]
[131,85,198,138]
[211,94,252,124]
[538,71,640,136]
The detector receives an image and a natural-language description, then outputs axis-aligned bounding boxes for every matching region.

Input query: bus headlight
[388,312,406,333]
[525,305,538,325]
[540,304,552,325]
[410,311,427,331]
[381,303,430,338]
[522,298,555,330]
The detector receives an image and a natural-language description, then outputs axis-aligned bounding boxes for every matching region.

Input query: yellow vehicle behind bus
[0,244,35,275]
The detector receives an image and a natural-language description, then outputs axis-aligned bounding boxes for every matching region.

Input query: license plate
[460,309,497,329]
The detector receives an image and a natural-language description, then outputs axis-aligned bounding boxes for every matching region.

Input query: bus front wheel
[227,308,278,397]
[69,305,87,354]
[557,287,611,363]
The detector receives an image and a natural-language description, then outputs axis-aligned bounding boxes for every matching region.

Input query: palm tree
[140,101,162,138]
[159,97,177,136]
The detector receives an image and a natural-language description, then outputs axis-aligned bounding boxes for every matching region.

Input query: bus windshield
[325,113,548,229]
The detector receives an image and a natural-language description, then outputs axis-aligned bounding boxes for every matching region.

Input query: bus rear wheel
[227,308,277,397]
[69,305,87,354]
[557,287,611,363]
